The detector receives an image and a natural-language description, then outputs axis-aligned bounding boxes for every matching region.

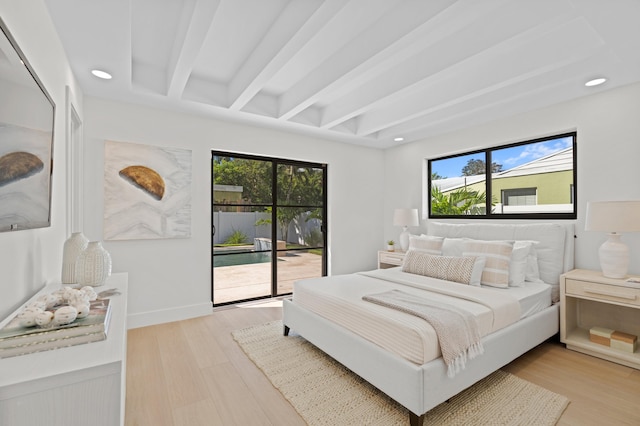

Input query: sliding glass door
[212,152,327,306]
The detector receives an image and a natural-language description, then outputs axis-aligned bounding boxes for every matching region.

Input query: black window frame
[211,151,328,307]
[427,131,577,220]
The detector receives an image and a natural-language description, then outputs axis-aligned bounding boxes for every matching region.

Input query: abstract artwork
[104,140,192,240]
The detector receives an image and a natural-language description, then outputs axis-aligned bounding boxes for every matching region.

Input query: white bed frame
[283,222,574,425]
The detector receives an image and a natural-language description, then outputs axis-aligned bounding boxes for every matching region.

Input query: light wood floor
[125,301,640,425]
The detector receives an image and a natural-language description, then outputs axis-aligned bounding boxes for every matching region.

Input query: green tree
[461,159,503,176]
[431,172,446,180]
[215,160,323,244]
[212,157,272,204]
[274,165,323,243]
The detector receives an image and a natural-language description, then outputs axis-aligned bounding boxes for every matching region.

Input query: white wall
[0,1,84,319]
[383,82,640,275]
[83,97,384,328]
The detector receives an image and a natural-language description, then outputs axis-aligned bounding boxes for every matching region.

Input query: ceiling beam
[356,15,601,136]
[320,0,567,130]
[166,0,221,99]
[275,0,415,120]
[227,0,345,111]
[376,52,610,142]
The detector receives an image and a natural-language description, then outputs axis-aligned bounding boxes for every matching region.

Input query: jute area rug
[232,321,569,426]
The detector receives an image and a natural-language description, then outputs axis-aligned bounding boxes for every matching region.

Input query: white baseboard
[127,302,213,329]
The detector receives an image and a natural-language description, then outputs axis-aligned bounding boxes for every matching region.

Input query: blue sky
[431,136,573,178]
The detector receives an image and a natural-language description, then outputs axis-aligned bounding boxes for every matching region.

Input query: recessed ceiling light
[585,78,606,87]
[394,137,404,142]
[91,69,112,80]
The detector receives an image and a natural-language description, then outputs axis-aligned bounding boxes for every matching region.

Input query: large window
[427,132,576,219]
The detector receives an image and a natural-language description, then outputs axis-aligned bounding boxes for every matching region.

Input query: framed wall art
[104,140,192,240]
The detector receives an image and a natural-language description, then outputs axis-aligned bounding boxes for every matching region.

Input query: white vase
[75,241,112,286]
[61,232,89,284]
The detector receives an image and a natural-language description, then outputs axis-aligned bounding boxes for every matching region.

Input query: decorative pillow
[509,241,532,287]
[462,240,514,288]
[469,256,486,287]
[409,235,443,254]
[441,238,465,257]
[402,250,478,285]
[525,244,544,283]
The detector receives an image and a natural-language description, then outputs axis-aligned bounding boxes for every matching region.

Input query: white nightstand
[378,250,406,269]
[560,269,640,369]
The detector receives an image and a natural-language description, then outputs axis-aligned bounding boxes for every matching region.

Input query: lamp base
[599,233,629,279]
[399,227,410,251]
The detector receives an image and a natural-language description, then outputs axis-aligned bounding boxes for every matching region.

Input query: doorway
[211,152,327,306]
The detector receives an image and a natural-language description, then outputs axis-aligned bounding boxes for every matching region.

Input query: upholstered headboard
[427,222,574,301]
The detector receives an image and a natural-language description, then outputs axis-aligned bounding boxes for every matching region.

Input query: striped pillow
[462,240,514,288]
[402,251,477,285]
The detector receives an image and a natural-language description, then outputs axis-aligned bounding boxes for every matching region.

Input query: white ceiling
[44,0,640,149]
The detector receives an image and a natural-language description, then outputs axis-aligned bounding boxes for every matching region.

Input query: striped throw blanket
[363,289,483,377]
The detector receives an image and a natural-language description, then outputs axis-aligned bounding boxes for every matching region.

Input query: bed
[283,222,574,425]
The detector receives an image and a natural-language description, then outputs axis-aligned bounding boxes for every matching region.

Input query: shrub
[224,229,248,245]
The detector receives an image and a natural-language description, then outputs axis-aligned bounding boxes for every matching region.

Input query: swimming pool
[213,251,272,267]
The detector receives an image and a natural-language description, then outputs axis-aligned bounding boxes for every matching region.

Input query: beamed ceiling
[44,0,640,149]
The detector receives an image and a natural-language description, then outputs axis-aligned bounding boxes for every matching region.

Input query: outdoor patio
[213,250,323,305]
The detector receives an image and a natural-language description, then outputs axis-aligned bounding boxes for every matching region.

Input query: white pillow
[469,256,486,287]
[525,245,544,283]
[509,241,532,287]
[441,238,465,257]
[409,235,443,254]
[462,239,514,288]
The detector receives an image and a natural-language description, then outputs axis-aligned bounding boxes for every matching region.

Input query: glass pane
[212,156,272,205]
[276,164,324,206]
[213,206,273,305]
[430,152,488,216]
[213,251,271,304]
[490,135,574,214]
[275,206,323,249]
[212,153,326,305]
[276,248,324,296]
[212,206,271,250]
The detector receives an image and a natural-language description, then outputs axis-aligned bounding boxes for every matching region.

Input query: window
[501,188,536,206]
[427,132,576,219]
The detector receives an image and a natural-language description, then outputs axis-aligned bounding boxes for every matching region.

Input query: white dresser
[0,273,128,426]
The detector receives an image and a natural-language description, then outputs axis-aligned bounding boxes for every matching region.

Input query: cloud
[500,137,572,167]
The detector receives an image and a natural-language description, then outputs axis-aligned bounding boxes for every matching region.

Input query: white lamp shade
[585,201,640,233]
[393,209,419,227]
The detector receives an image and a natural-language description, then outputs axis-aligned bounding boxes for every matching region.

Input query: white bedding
[293,267,551,365]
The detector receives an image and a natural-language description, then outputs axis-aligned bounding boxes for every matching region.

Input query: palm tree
[430,185,486,215]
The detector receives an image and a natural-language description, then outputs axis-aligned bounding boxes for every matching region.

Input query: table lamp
[393,208,419,251]
[585,200,640,278]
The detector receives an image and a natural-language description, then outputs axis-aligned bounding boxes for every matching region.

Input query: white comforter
[292,268,522,365]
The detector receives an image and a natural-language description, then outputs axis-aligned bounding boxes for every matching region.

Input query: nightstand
[378,250,406,269]
[560,269,640,369]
